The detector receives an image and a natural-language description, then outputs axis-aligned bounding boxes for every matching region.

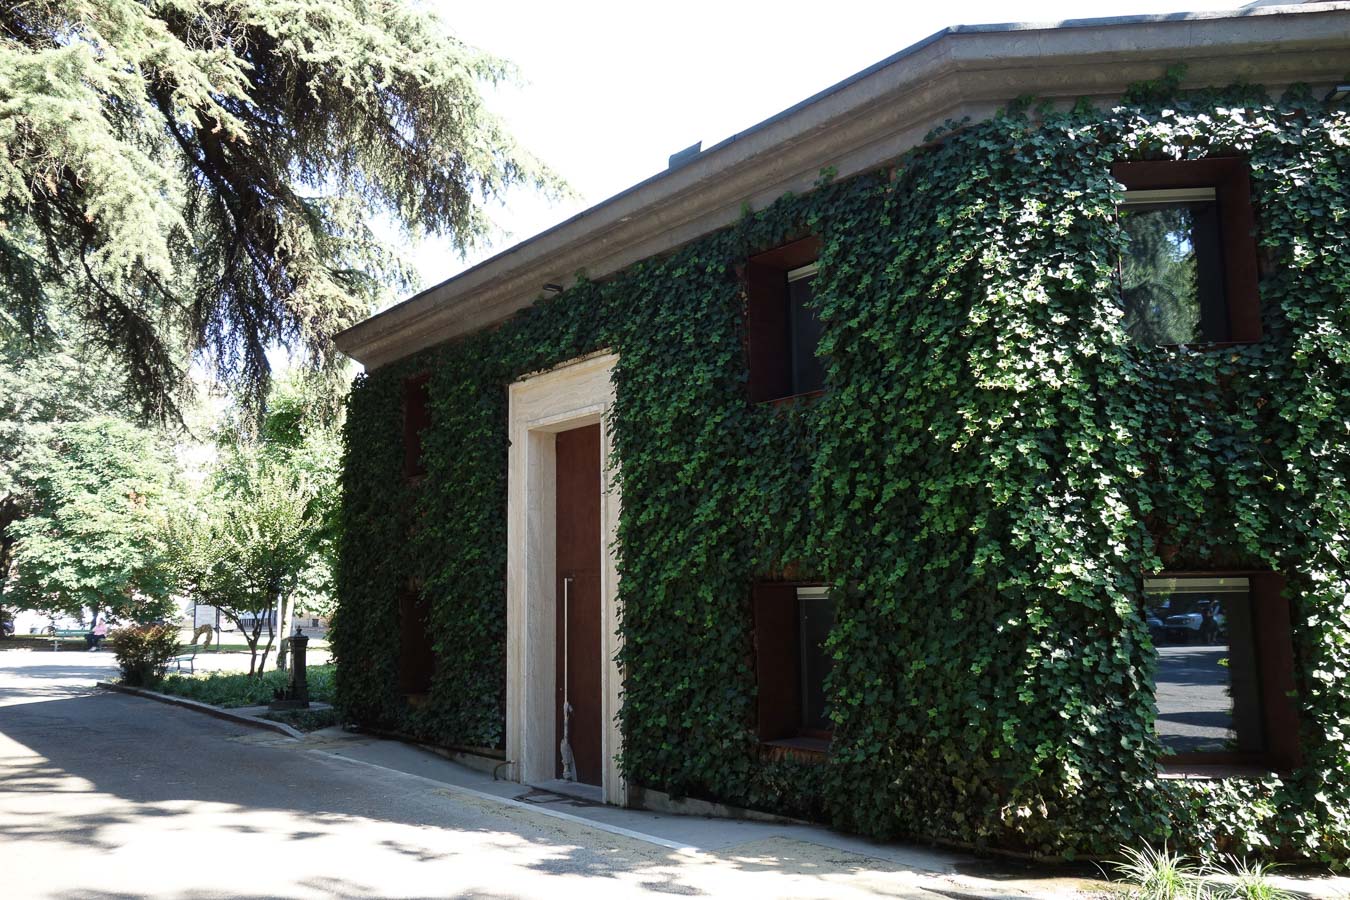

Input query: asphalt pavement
[0,650,976,900]
[5,649,1341,900]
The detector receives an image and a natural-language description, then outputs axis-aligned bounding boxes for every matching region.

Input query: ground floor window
[398,583,435,696]
[752,582,835,751]
[1144,572,1300,771]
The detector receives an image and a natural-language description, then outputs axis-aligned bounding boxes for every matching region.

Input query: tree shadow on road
[0,690,954,899]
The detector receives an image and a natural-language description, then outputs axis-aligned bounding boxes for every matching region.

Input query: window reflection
[1145,576,1264,756]
[1119,188,1228,344]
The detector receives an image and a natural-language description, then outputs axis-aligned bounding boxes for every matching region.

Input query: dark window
[1115,159,1261,345]
[1144,573,1299,771]
[746,237,825,402]
[403,374,431,477]
[398,583,435,695]
[753,582,836,747]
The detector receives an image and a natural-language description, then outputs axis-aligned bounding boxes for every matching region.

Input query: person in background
[88,617,109,651]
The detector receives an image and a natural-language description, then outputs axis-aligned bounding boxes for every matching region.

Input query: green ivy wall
[334,81,1350,861]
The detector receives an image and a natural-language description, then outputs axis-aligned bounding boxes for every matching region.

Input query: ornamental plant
[109,623,182,687]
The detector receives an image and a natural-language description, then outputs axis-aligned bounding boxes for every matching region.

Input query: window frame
[1146,570,1300,775]
[751,580,835,753]
[1114,158,1262,346]
[744,236,825,403]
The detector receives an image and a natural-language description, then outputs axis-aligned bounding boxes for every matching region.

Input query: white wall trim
[505,352,627,806]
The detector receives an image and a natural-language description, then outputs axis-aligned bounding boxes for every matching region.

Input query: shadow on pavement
[0,661,955,899]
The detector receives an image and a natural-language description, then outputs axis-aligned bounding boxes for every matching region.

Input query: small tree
[108,623,181,687]
[167,448,322,675]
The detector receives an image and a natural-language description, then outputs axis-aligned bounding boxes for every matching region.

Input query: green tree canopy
[5,416,180,623]
[1,0,561,417]
[0,319,132,616]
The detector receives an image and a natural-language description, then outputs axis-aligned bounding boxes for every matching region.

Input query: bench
[45,628,86,650]
[169,645,197,674]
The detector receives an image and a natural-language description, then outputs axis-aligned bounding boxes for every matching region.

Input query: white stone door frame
[505,352,626,806]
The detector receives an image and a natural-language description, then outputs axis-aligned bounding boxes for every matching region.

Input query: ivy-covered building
[333,5,1350,861]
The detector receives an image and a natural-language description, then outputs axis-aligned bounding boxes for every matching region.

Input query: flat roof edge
[336,3,1350,367]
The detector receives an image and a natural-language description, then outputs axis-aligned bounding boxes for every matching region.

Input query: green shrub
[1107,845,1205,899]
[1216,857,1293,900]
[158,664,337,708]
[108,624,181,687]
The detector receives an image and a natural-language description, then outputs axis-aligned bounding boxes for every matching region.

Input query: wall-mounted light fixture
[542,283,564,295]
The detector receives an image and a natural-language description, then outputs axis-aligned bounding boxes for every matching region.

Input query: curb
[96,681,304,740]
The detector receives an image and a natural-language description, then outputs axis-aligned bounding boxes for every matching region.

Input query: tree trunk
[247,619,264,675]
[257,608,276,674]
[274,592,294,672]
[220,610,259,674]
[0,507,16,636]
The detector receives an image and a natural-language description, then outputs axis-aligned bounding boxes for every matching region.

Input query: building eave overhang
[336,2,1350,369]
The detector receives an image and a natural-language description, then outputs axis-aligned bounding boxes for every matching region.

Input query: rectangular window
[1144,572,1300,771]
[753,582,836,748]
[398,582,435,695]
[1146,576,1263,755]
[1119,188,1227,343]
[403,374,431,477]
[1115,159,1261,345]
[795,585,834,733]
[745,237,825,402]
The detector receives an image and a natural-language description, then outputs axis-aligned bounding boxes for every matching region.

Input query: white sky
[397,0,1250,299]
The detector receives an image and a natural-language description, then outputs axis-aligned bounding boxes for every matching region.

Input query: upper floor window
[1115,159,1261,345]
[403,374,431,477]
[745,237,825,402]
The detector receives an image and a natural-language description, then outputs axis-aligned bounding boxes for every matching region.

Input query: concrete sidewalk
[280,725,1104,899]
[290,728,1350,900]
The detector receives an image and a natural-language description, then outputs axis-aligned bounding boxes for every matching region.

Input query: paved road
[1154,644,1237,753]
[0,651,953,900]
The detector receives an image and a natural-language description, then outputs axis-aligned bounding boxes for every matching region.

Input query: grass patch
[157,664,336,708]
[192,640,330,653]
[0,635,90,651]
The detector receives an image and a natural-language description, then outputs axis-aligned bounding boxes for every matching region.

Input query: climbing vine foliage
[334,83,1350,861]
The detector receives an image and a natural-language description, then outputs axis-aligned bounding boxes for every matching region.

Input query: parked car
[1162,599,1225,644]
[1145,610,1168,644]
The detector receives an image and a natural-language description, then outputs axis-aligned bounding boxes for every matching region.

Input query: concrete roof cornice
[336,2,1350,369]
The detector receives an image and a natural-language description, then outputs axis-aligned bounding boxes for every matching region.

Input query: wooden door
[554,424,603,785]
